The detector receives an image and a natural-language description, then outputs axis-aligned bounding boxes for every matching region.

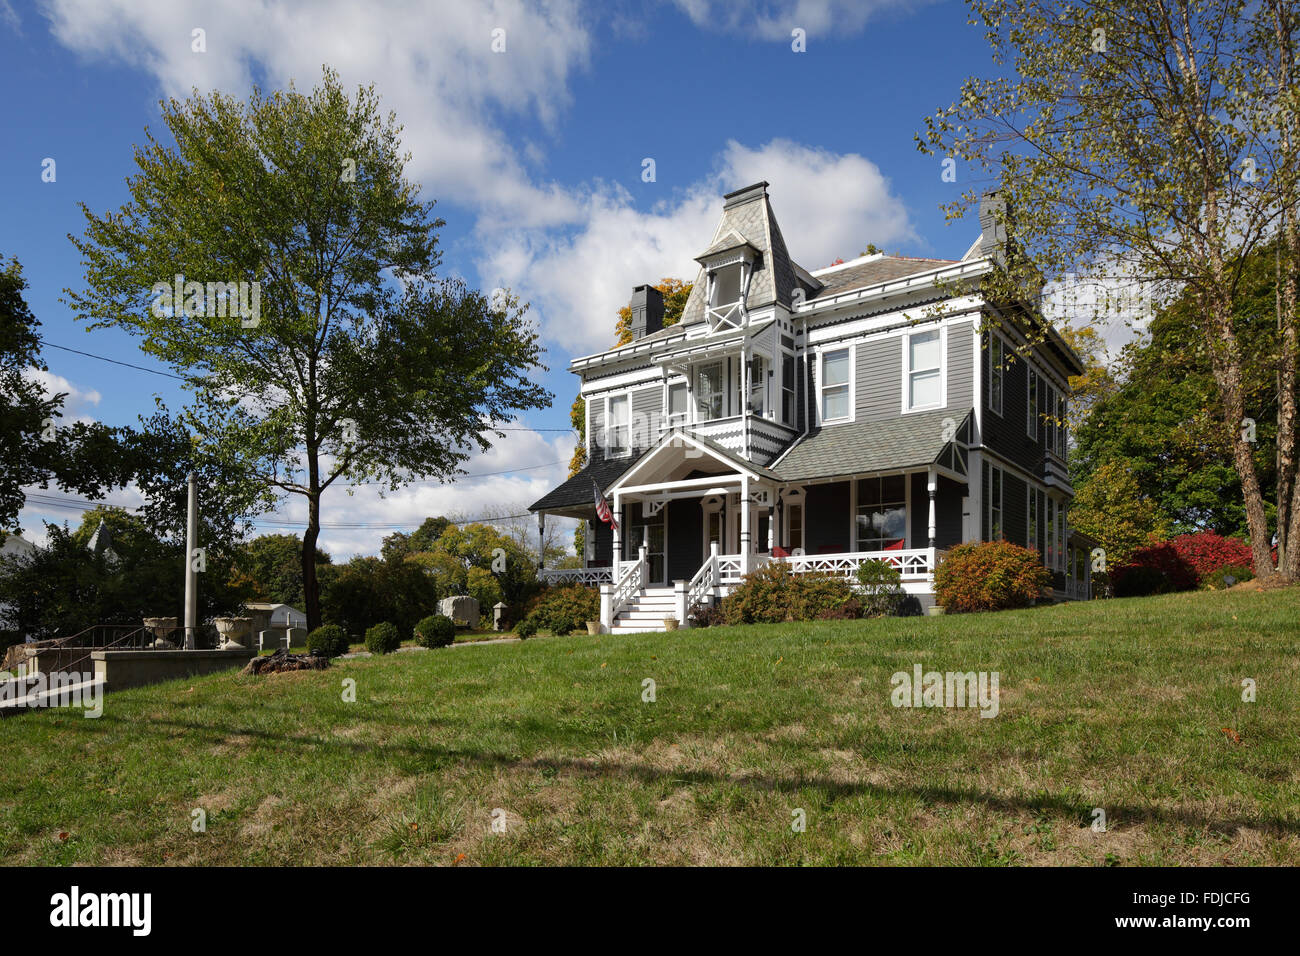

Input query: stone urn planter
[926,605,946,617]
[213,616,253,650]
[143,616,178,649]
[585,620,600,636]
[663,616,679,631]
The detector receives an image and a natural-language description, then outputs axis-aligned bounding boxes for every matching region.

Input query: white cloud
[42,0,593,228]
[22,368,103,423]
[671,0,934,40]
[482,138,916,354]
[253,425,577,559]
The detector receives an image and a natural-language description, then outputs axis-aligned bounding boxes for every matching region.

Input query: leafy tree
[1068,460,1172,566]
[64,68,551,629]
[0,255,130,532]
[0,507,243,644]
[918,0,1298,577]
[229,533,331,607]
[1072,245,1282,536]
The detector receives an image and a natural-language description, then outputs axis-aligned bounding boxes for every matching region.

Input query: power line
[36,338,578,434]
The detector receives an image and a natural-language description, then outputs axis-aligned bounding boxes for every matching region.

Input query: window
[821,348,851,422]
[666,382,688,424]
[988,333,1004,416]
[988,466,1003,540]
[749,354,767,417]
[906,329,942,410]
[1028,488,1039,553]
[1027,368,1039,440]
[1046,496,1056,569]
[782,354,796,425]
[856,475,906,551]
[606,394,630,457]
[787,503,803,554]
[706,509,724,552]
[711,263,743,309]
[1056,392,1068,457]
[694,361,725,422]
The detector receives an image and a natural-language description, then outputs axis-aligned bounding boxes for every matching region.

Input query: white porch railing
[780,548,941,580]
[538,566,613,586]
[600,546,646,632]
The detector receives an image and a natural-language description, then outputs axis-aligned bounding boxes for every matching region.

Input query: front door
[629,518,667,586]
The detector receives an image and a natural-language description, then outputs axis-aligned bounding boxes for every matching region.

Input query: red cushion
[883,539,905,551]
[772,545,790,558]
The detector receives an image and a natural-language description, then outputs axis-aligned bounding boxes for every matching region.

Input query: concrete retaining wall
[93,648,255,691]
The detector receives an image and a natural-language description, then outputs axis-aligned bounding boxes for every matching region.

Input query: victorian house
[530,182,1092,632]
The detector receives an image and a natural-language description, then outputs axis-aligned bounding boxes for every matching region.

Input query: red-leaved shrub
[1113,532,1256,595]
[933,541,1051,612]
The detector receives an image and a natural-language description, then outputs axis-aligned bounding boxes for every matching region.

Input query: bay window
[856,475,906,551]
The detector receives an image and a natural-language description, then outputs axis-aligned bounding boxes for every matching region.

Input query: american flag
[592,478,618,531]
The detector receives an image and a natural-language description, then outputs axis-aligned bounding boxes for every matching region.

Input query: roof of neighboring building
[773,408,970,482]
[528,455,639,514]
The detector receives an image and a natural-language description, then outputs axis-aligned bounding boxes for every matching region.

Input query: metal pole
[183,471,198,649]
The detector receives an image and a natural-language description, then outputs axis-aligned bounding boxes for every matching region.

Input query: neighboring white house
[242,602,308,647]
[0,533,37,638]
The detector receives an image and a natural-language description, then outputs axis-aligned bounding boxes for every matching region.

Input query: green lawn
[2,587,1297,865]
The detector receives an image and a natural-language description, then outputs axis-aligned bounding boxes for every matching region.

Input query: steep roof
[680,182,804,324]
[774,408,970,482]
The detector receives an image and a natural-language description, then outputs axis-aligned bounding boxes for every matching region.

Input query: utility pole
[183,471,198,649]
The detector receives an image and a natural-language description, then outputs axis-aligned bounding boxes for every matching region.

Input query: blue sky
[1,0,1002,557]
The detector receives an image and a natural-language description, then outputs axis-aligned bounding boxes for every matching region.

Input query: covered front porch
[538,429,965,631]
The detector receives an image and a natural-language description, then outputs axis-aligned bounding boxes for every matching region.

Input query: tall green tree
[0,255,128,532]
[919,0,1298,578]
[64,68,550,628]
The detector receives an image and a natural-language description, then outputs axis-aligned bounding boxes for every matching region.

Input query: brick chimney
[628,284,664,340]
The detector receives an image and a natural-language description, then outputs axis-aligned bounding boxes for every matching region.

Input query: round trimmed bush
[933,540,1051,612]
[364,621,402,655]
[516,614,538,639]
[414,614,456,648]
[306,624,350,658]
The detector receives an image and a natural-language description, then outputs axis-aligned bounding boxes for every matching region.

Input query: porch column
[740,475,752,574]
[927,467,938,549]
[612,492,623,574]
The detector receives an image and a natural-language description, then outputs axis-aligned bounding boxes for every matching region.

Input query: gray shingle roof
[773,408,972,482]
[528,455,638,514]
[810,256,957,300]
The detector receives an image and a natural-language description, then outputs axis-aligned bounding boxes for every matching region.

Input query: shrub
[306,624,350,658]
[414,614,456,648]
[688,602,727,628]
[1111,565,1174,598]
[1201,564,1254,591]
[720,562,859,625]
[515,614,538,639]
[1169,532,1255,582]
[933,541,1051,613]
[364,621,402,655]
[522,585,599,636]
[1111,540,1197,594]
[855,559,906,617]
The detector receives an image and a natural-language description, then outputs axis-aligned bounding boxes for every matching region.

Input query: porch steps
[611,587,678,634]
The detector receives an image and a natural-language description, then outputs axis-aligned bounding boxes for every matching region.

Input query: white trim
[816,343,855,425]
[901,323,947,414]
